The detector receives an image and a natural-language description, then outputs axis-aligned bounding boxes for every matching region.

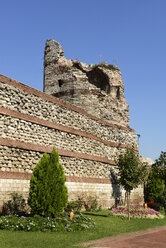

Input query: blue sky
[1,0,166,161]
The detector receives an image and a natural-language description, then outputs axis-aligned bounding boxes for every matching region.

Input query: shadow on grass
[83,212,109,217]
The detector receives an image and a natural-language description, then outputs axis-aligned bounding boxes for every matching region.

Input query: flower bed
[111,204,164,219]
[0,212,95,232]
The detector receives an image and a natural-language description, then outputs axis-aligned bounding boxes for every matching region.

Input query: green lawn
[1,210,166,248]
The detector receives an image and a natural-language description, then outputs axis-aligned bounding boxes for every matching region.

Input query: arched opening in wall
[87,68,110,94]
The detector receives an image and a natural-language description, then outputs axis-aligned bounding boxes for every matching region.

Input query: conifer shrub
[28,147,68,217]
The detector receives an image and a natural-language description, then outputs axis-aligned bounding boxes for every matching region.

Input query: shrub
[28,147,68,217]
[81,195,101,212]
[149,151,166,214]
[66,195,101,212]
[65,199,83,213]
[145,169,165,211]
[84,196,97,211]
[0,213,95,232]
[2,192,27,216]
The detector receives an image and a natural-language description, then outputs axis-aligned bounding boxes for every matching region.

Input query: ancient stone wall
[0,65,141,209]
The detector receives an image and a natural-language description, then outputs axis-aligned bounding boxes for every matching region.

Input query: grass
[0,210,166,248]
[91,62,120,71]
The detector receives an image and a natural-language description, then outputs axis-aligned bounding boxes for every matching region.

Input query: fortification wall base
[0,176,144,210]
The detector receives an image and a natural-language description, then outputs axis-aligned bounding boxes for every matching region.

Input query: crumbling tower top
[44,39,130,126]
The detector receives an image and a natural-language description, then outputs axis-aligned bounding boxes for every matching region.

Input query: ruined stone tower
[42,39,143,206]
[44,39,130,127]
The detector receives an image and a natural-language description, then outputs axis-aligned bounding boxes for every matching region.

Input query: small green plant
[91,62,120,71]
[2,192,27,216]
[116,124,121,129]
[65,199,83,213]
[83,196,100,212]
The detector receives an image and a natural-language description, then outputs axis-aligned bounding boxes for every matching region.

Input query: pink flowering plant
[111,204,164,219]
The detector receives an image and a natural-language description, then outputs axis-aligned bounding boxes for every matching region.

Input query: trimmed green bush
[28,147,68,217]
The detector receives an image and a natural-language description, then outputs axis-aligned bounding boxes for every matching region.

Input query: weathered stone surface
[0,145,113,177]
[0,115,131,161]
[44,39,129,126]
[0,82,137,146]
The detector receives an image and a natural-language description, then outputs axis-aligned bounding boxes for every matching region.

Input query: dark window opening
[58,79,63,87]
[87,68,110,94]
[117,87,120,100]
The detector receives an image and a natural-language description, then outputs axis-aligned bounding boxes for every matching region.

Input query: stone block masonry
[0,52,142,209]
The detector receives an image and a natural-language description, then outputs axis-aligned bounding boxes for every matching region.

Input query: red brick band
[66,176,111,184]
[0,171,31,180]
[0,107,138,151]
[0,74,135,133]
[0,138,116,165]
[0,171,112,184]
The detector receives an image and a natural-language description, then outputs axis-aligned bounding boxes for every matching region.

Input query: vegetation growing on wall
[91,62,120,71]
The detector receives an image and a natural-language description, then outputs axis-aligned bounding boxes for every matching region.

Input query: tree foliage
[28,147,68,217]
[154,151,166,177]
[151,151,166,213]
[145,168,164,210]
[117,148,147,192]
[117,147,147,220]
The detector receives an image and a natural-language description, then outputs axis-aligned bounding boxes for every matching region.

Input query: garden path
[76,225,166,248]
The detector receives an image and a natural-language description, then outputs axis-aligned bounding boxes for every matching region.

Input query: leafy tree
[28,147,68,217]
[117,147,147,220]
[152,151,166,213]
[145,168,165,210]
